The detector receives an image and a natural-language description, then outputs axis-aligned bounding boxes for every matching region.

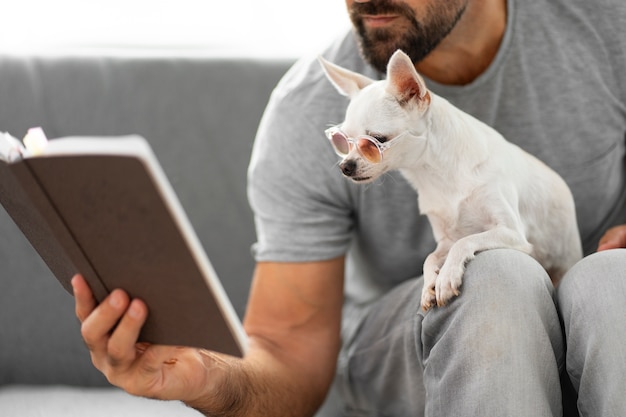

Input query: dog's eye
[371,134,388,143]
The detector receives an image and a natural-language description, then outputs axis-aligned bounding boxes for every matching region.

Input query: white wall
[2,1,350,57]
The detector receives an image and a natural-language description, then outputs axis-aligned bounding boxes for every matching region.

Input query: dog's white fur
[319,50,582,310]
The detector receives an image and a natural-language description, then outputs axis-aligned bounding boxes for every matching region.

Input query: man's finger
[72,274,97,323]
[80,289,130,356]
[598,225,626,251]
[106,299,148,367]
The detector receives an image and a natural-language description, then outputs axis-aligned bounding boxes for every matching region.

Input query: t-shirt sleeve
[247,59,356,263]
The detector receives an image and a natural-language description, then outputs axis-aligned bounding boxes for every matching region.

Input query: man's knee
[422,248,560,345]
[459,248,555,307]
[558,249,626,319]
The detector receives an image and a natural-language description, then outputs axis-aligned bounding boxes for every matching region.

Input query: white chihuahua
[320,50,582,310]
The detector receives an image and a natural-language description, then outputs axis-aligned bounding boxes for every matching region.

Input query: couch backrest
[0,54,292,386]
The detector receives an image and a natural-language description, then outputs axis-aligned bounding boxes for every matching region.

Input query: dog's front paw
[421,284,437,311]
[434,261,464,307]
[421,267,439,311]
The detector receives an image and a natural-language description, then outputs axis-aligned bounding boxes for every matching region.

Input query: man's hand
[72,274,239,410]
[597,224,626,251]
[71,257,345,416]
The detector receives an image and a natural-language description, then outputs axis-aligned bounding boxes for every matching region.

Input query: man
[73,0,626,415]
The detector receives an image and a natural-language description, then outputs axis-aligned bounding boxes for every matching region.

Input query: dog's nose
[340,160,357,177]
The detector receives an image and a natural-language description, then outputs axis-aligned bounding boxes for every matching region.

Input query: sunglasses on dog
[325,126,408,164]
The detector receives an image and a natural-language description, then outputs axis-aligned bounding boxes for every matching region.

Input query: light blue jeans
[316,249,626,417]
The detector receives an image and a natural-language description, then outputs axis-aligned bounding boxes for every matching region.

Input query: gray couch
[0,53,292,415]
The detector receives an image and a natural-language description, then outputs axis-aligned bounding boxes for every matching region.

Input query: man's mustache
[350,1,414,17]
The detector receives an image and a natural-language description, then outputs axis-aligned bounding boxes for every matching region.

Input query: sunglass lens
[357,138,382,163]
[330,132,351,155]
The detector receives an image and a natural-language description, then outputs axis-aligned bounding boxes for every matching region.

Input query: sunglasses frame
[325,126,408,164]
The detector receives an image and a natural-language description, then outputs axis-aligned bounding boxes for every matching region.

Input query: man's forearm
[189,259,345,416]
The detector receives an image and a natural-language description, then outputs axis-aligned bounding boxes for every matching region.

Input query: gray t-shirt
[248,0,626,306]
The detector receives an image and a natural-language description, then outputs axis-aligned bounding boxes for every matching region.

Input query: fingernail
[109,291,124,308]
[128,300,144,319]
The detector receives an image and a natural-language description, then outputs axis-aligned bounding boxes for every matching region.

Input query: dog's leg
[422,239,453,310]
[435,227,533,307]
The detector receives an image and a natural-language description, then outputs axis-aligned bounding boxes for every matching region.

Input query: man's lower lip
[363,15,398,27]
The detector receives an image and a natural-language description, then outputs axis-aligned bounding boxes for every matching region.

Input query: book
[0,128,248,357]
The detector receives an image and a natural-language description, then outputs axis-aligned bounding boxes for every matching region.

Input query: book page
[38,135,153,158]
[0,132,25,163]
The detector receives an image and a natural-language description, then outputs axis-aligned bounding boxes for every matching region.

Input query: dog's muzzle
[340,160,357,177]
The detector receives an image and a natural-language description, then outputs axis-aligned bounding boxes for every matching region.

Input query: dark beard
[350,1,467,73]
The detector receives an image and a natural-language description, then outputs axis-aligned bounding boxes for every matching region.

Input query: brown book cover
[0,131,247,357]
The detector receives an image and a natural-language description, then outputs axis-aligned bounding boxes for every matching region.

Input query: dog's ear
[386,50,430,107]
[318,56,374,98]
